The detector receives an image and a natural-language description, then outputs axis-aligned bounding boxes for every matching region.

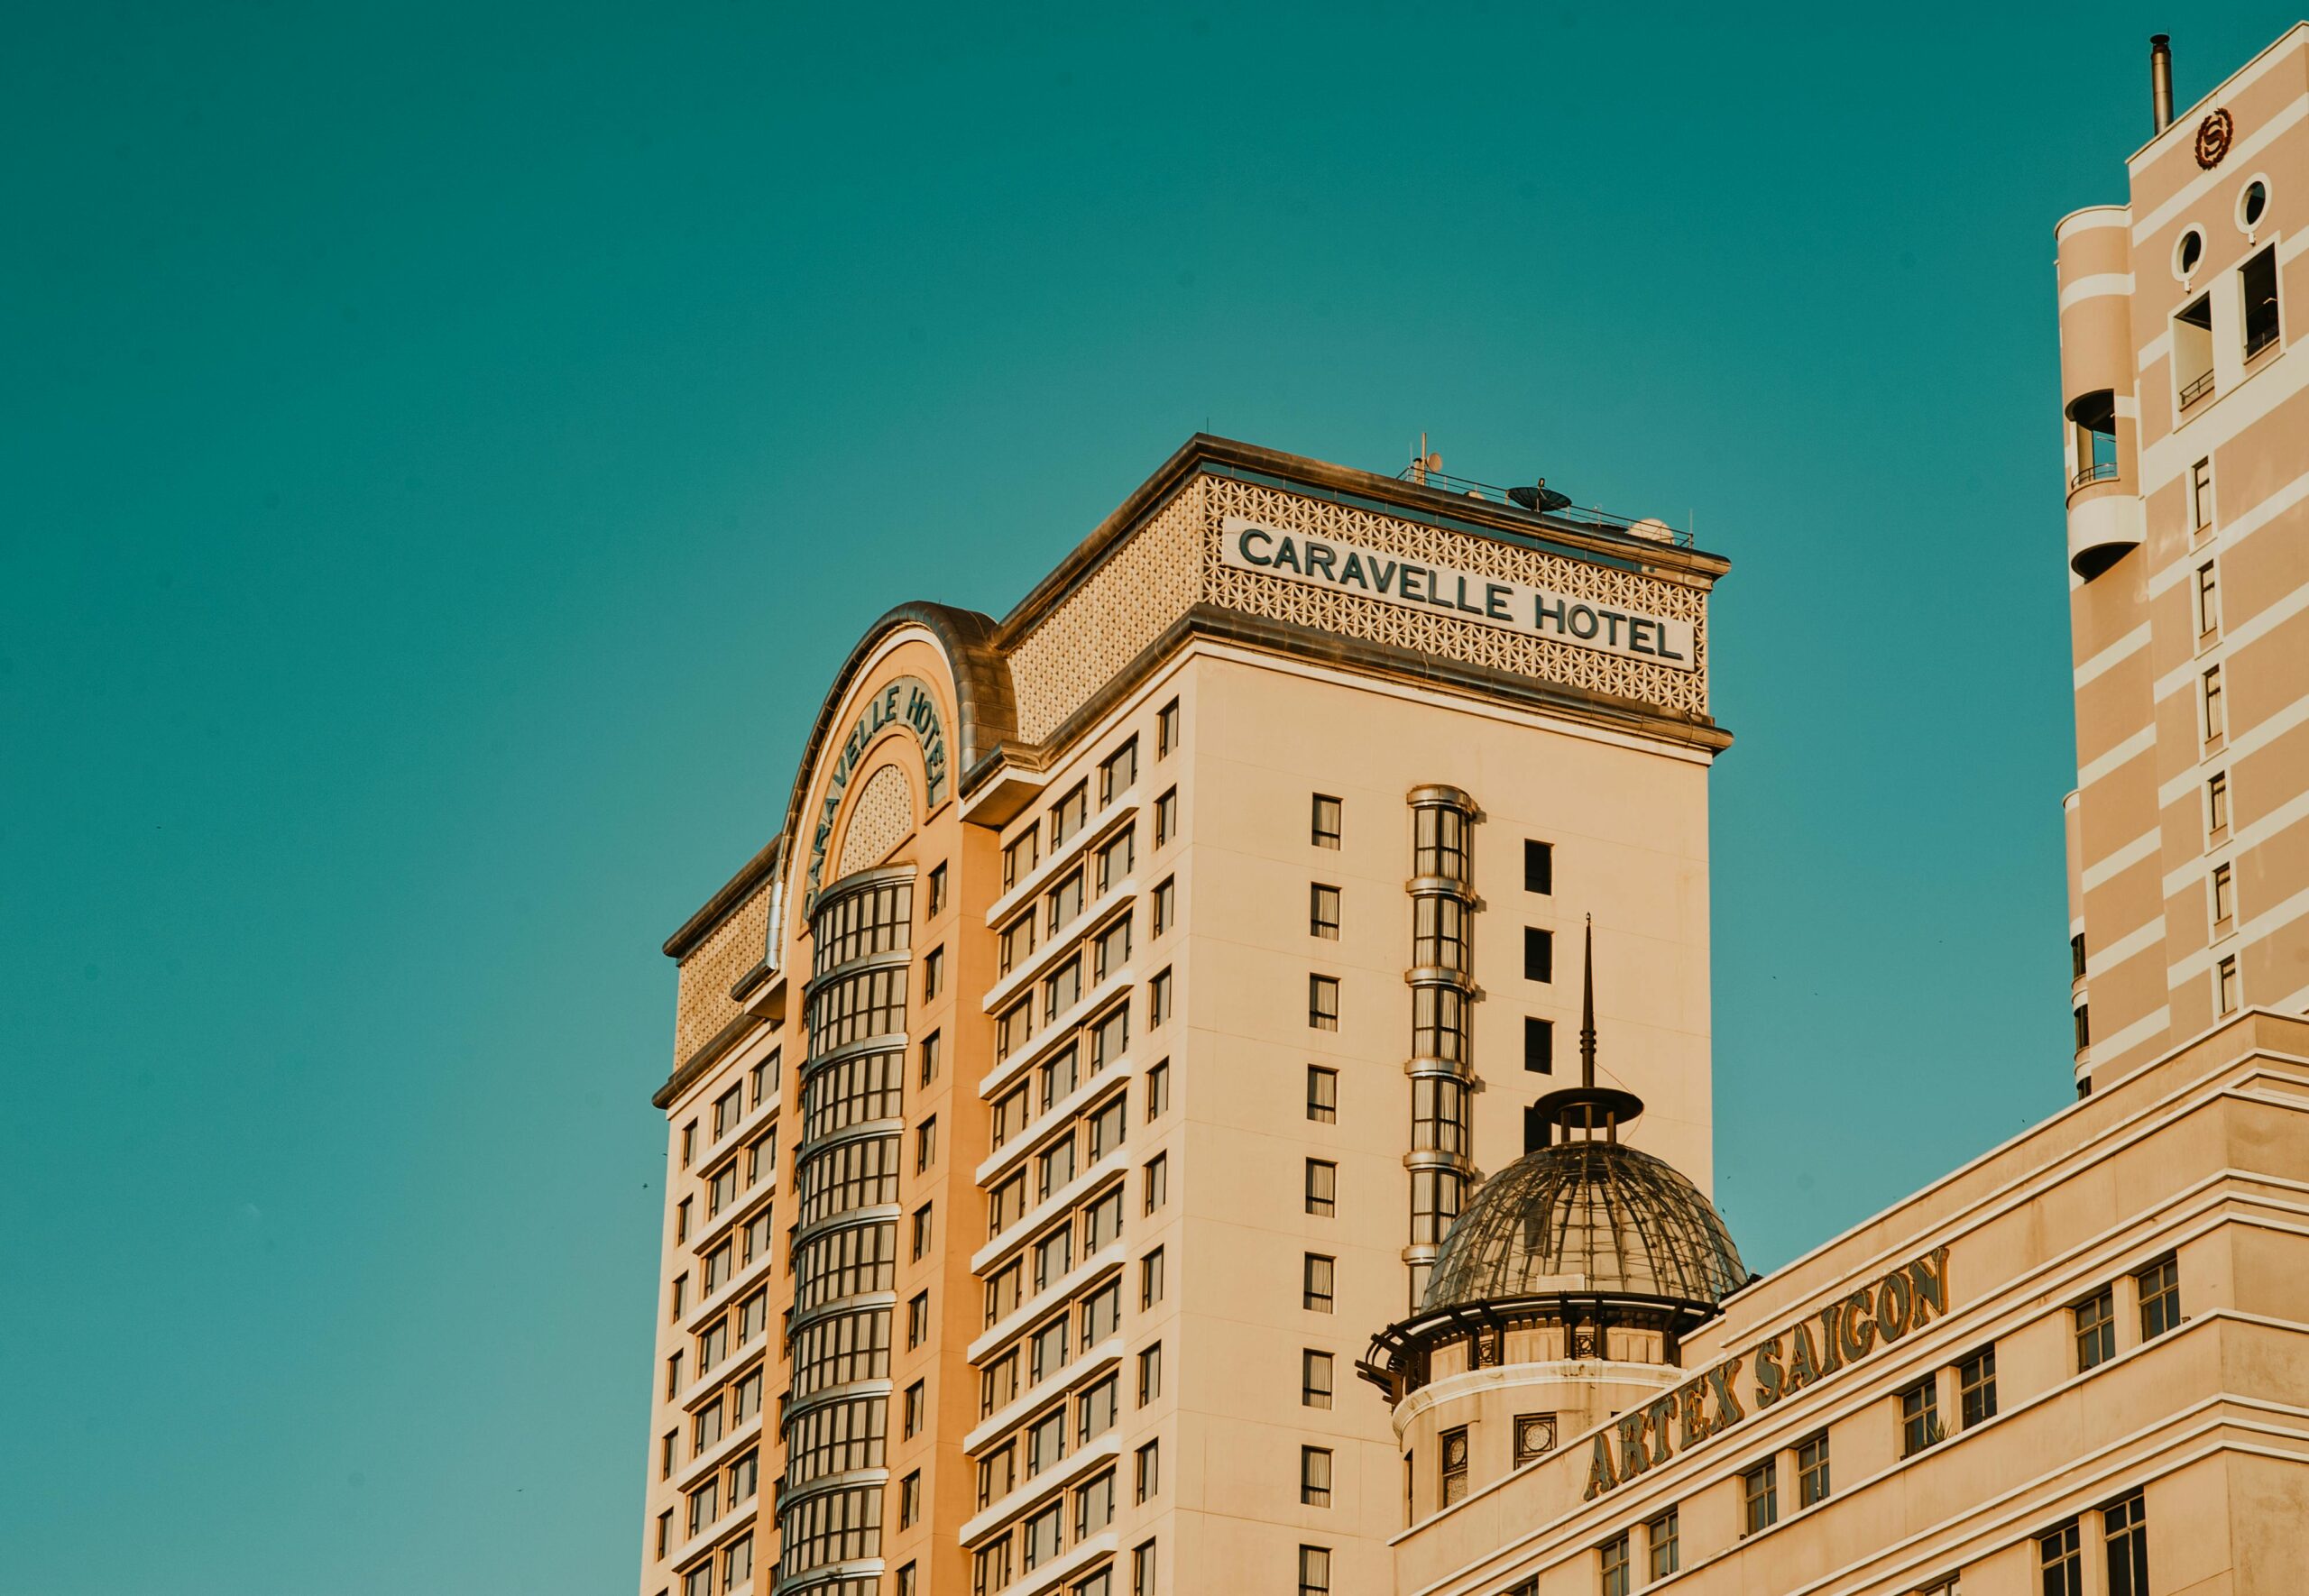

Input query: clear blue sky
[3,5,2286,1591]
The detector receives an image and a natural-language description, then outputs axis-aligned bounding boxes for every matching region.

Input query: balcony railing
[1394,465,1696,547]
[2247,323,2282,361]
[2069,461,2120,491]
[2180,370,2217,409]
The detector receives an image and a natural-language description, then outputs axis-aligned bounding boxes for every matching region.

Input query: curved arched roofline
[767,601,1016,920]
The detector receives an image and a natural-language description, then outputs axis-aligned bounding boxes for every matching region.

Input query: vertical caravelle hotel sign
[804,675,948,911]
[1219,516,1696,672]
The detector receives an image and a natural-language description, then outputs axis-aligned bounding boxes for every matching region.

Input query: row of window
[972,1442,1164,1594]
[1308,793,1558,897]
[1583,1261,2179,1590]
[1000,700,1181,894]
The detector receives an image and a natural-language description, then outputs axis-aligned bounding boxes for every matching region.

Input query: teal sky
[5,5,2288,1591]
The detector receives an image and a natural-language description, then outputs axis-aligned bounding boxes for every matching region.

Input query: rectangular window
[728,1449,757,1503]
[999,910,1038,975]
[927,862,948,917]
[1524,839,1553,894]
[2218,954,2241,1015]
[693,1397,726,1456]
[1524,927,1553,982]
[1157,698,1180,757]
[1309,976,1339,1031]
[977,1441,1015,1506]
[1075,1467,1117,1541]
[1082,1187,1124,1252]
[656,1509,671,1559]
[923,945,944,1001]
[1088,1094,1127,1160]
[1052,782,1090,848]
[1154,787,1178,848]
[1150,967,1173,1027]
[1311,794,1341,848]
[2075,1287,2116,1370]
[1041,1046,1081,1115]
[1090,1004,1130,1070]
[1797,1430,1830,1506]
[750,1052,776,1108]
[2039,1518,2084,1596]
[1302,1349,1334,1408]
[1305,1159,1337,1216]
[2191,456,2214,533]
[1598,1532,1631,1596]
[1152,876,1175,936]
[1024,1501,1063,1569]
[676,1197,691,1244]
[1295,1545,1329,1596]
[681,1121,697,1169]
[1004,825,1040,890]
[666,1352,683,1398]
[2212,862,2235,932]
[1096,827,1136,896]
[713,1084,744,1141]
[684,1566,711,1596]
[1741,1459,1778,1535]
[2103,1490,2148,1596]
[899,1469,921,1528]
[1027,1407,1065,1476]
[660,1430,676,1480]
[1076,1373,1118,1444]
[1145,1059,1169,1119]
[915,1032,940,1092]
[2203,665,2225,741]
[2138,1255,2180,1339]
[1140,1246,1165,1307]
[1958,1345,1998,1427]
[1439,1426,1469,1507]
[2243,243,2281,358]
[915,1115,937,1171]
[1900,1376,1942,1455]
[1048,870,1085,935]
[1031,1316,1071,1385]
[904,1380,925,1437]
[1524,1016,1553,1074]
[1303,1253,1335,1312]
[1513,1412,1556,1465]
[1133,1541,1157,1596]
[1137,1342,1163,1405]
[1302,1450,1338,1515]
[1309,882,1341,940]
[998,996,1035,1061]
[1093,914,1134,986]
[1033,1129,1075,1200]
[669,1273,688,1321]
[724,1535,754,1589]
[2209,771,2230,839]
[1081,1281,1122,1349]
[1308,1065,1338,1122]
[908,1290,930,1349]
[1099,738,1139,805]
[1135,1440,1161,1503]
[897,1564,916,1596]
[687,1478,719,1537]
[912,1204,933,1261]
[2176,292,2215,408]
[980,1353,1019,1419]
[1045,954,1083,1020]
[1143,1152,1167,1213]
[2196,561,2220,636]
[1646,1506,1679,1578]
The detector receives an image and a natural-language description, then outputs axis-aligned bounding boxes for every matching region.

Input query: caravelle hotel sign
[1219,515,1696,672]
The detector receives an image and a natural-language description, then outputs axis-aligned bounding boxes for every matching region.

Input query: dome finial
[1529,915,1644,1142]
[1579,913,1597,1088]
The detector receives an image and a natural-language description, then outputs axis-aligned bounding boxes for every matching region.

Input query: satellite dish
[1508,482,1573,513]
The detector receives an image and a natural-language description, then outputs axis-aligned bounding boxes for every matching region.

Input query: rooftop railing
[1394,465,1696,548]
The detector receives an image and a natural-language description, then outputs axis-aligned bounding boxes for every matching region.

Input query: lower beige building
[1373,1004,2309,1594]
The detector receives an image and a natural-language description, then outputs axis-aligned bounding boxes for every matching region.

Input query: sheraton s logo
[1219,517,1697,673]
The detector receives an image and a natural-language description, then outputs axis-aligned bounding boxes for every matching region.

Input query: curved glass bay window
[784,866,913,1596]
[1404,786,1476,1307]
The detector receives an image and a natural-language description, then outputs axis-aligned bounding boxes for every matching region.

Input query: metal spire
[1579,914,1597,1089]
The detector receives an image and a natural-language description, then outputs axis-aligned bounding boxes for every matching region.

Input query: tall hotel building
[2059,27,2309,1088]
[640,26,2309,1596]
[638,436,1729,1596]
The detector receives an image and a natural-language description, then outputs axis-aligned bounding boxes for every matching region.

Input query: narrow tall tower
[2056,27,2309,1090]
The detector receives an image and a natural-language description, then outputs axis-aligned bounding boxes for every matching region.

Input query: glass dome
[1421,1138,1746,1314]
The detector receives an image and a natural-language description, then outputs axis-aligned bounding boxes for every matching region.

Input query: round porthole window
[2240,178,2270,230]
[2176,227,2206,279]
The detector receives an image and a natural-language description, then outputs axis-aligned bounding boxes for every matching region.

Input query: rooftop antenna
[1579,914,1597,1089]
[1410,433,1443,486]
[1527,914,1643,1145]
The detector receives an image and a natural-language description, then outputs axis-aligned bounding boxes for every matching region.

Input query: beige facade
[638,437,1730,1596]
[1387,1007,2309,1594]
[2060,25,2309,1089]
